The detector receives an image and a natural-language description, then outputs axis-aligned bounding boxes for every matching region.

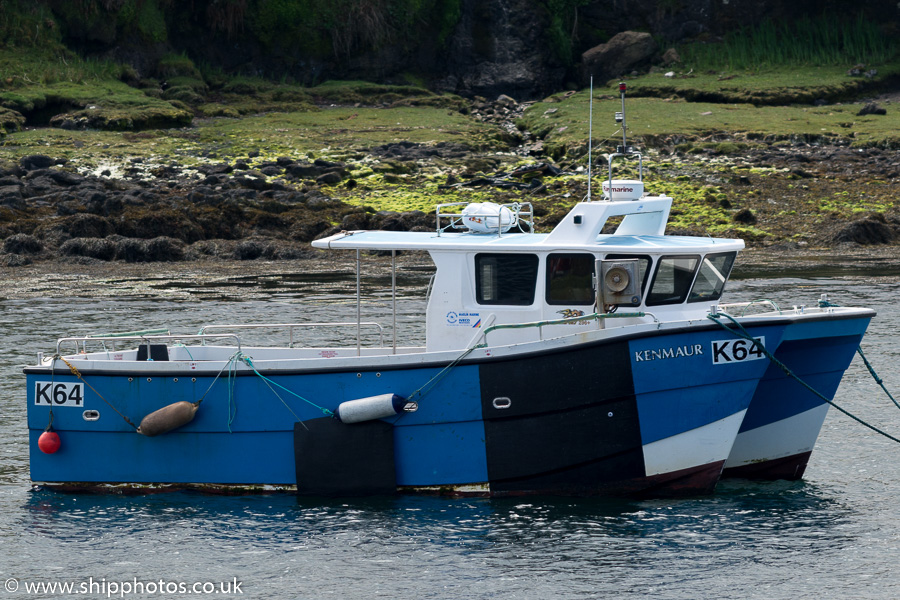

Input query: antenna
[619,82,627,151]
[606,82,644,200]
[614,82,632,154]
[586,77,593,202]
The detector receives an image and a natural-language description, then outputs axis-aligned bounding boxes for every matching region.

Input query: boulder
[857,103,886,116]
[0,107,25,135]
[286,163,322,179]
[59,237,117,261]
[662,48,681,65]
[341,212,370,230]
[3,234,42,255]
[20,155,56,171]
[582,31,658,84]
[733,208,757,225]
[0,185,24,208]
[833,217,896,245]
[317,172,343,185]
[233,240,268,260]
[46,169,85,186]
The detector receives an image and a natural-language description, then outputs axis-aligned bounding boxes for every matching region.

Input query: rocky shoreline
[2,91,900,270]
[0,150,438,268]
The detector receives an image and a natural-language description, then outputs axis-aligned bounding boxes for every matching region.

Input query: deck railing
[198,322,385,349]
[56,333,242,356]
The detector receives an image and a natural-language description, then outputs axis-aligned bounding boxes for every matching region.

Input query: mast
[619,81,628,151]
[607,82,643,199]
[587,77,594,202]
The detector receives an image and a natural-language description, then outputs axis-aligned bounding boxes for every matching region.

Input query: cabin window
[688,252,736,303]
[475,253,539,305]
[646,255,700,306]
[546,253,595,305]
[604,254,652,295]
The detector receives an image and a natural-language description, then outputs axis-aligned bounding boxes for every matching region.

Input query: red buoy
[38,430,61,454]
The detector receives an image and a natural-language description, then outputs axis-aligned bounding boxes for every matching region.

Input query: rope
[238,354,333,418]
[856,346,900,411]
[173,343,195,360]
[399,310,644,413]
[707,313,900,445]
[194,352,242,405]
[816,296,899,410]
[405,345,480,407]
[227,353,239,432]
[54,355,138,430]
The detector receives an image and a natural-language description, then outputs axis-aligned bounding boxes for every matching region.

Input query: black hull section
[478,340,649,495]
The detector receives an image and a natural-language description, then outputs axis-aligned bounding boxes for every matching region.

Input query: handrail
[478,311,654,346]
[87,328,171,338]
[197,322,385,348]
[718,300,782,316]
[56,334,242,356]
[84,329,172,354]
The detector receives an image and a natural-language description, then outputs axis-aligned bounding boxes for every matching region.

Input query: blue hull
[27,322,788,497]
[722,314,873,480]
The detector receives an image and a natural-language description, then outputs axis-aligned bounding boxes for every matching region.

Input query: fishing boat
[24,86,874,497]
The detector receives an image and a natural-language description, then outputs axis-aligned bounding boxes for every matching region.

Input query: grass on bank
[0,105,507,169]
[622,65,900,105]
[521,83,900,160]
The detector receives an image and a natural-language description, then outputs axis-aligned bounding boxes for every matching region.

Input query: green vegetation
[623,65,900,105]
[248,0,462,59]
[813,190,893,217]
[194,106,502,158]
[679,14,898,71]
[0,104,503,169]
[520,81,900,160]
[0,2,899,246]
[0,0,61,48]
[541,0,592,64]
[0,48,127,88]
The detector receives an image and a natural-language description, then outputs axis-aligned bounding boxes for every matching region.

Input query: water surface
[1,264,898,599]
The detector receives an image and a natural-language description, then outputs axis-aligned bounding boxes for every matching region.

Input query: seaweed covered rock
[832,216,897,245]
[3,233,43,255]
[59,237,118,260]
[49,104,193,131]
[0,108,26,136]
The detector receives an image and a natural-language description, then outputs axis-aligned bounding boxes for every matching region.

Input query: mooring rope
[237,354,333,418]
[856,346,900,411]
[405,345,480,408]
[195,350,242,405]
[53,355,139,430]
[817,296,900,411]
[707,312,900,445]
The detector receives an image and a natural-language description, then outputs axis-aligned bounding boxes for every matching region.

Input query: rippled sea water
[1,262,899,599]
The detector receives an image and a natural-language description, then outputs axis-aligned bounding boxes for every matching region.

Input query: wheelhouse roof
[311,197,745,255]
[311,230,744,254]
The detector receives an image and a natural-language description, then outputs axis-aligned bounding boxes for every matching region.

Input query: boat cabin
[313,187,744,352]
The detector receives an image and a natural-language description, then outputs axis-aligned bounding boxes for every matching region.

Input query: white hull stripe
[643,410,747,477]
[725,404,829,469]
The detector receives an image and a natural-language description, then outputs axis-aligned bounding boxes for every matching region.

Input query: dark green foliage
[0,0,62,48]
[157,54,202,80]
[47,0,169,45]
[680,14,898,70]
[249,0,463,58]
[540,0,591,65]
